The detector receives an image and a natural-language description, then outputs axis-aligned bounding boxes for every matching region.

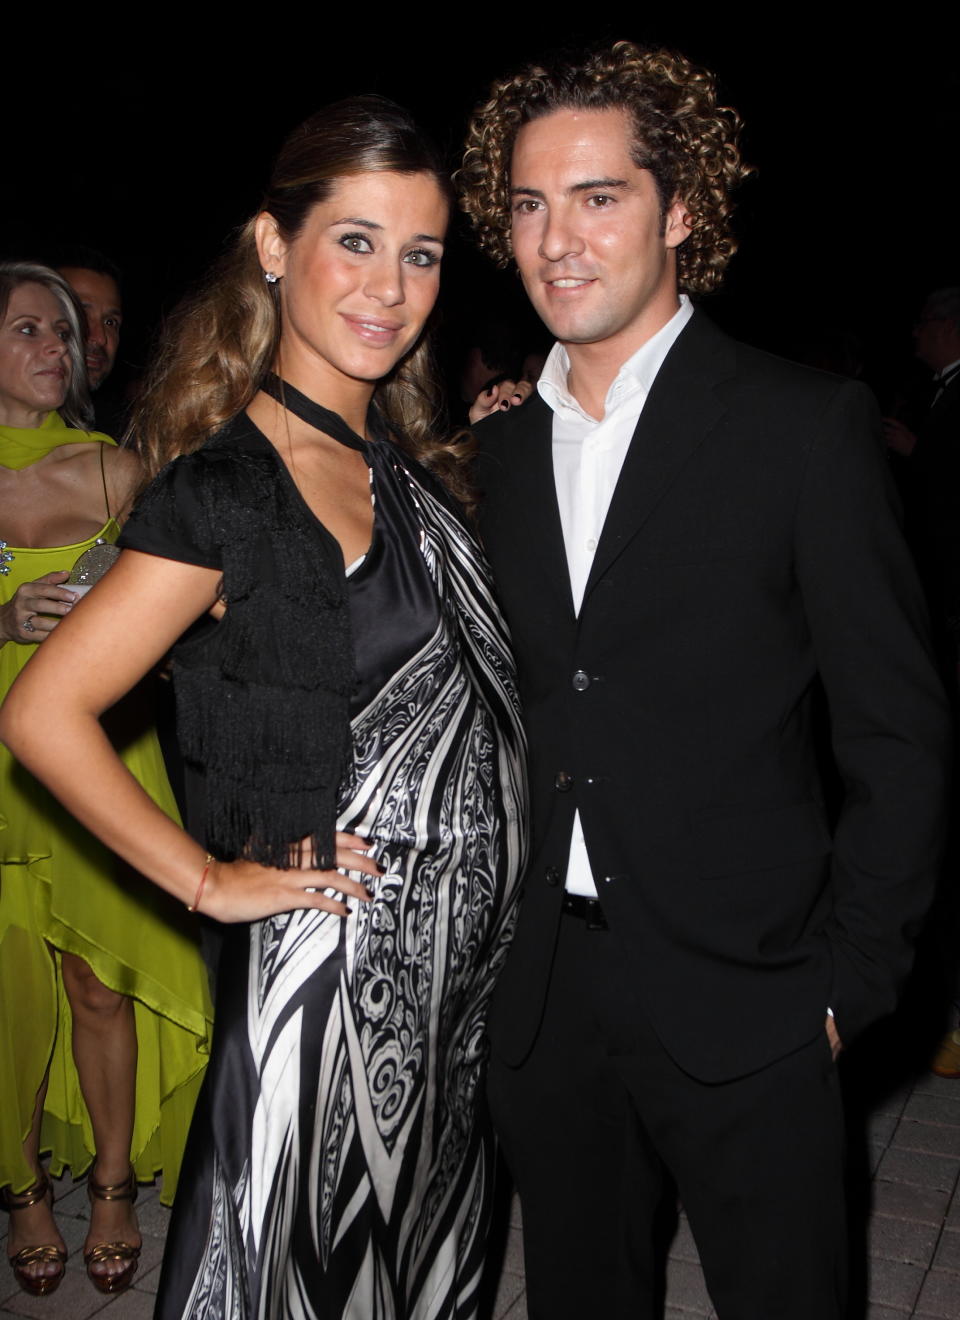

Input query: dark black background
[5,20,956,410]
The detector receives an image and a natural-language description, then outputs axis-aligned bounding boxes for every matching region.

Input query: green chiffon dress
[0,520,213,1203]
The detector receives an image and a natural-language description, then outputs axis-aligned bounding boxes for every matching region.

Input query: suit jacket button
[572,669,591,692]
[554,770,574,791]
[544,866,561,886]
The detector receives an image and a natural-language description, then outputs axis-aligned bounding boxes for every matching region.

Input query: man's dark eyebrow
[509,178,631,200]
[570,177,629,193]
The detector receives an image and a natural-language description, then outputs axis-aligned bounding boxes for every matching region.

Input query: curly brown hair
[458,41,752,295]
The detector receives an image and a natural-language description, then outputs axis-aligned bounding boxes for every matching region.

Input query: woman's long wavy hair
[131,97,472,500]
[0,262,94,429]
[458,42,752,295]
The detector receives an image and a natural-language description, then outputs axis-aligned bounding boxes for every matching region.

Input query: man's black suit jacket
[476,312,950,1083]
[902,373,960,660]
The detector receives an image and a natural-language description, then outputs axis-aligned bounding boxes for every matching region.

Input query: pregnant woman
[1,98,525,1318]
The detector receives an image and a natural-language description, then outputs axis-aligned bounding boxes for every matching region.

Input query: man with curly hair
[461,41,950,1319]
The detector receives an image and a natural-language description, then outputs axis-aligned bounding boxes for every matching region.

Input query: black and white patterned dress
[131,416,526,1319]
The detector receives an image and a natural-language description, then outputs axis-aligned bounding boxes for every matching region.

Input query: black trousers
[488,911,847,1320]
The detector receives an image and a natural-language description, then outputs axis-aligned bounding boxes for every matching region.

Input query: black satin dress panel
[346,464,438,714]
[156,400,526,1320]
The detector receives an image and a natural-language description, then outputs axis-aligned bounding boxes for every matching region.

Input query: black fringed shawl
[122,411,356,870]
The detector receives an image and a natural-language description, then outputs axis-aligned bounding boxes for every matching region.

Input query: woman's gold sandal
[84,1164,141,1294]
[2,1175,67,1296]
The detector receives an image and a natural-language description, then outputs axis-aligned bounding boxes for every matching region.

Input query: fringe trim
[147,430,357,868]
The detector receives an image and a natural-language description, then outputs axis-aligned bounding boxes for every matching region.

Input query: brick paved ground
[4,1065,960,1319]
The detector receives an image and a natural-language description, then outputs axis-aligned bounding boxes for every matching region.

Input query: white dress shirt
[537,295,694,897]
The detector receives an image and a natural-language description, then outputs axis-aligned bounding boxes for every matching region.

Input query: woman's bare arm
[0,549,375,921]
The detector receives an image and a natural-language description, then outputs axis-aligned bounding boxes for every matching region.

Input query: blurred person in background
[0,262,211,1298]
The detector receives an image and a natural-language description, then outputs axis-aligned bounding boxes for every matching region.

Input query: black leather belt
[561,893,608,930]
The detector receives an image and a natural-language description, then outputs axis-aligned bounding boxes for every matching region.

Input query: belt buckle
[585,898,607,931]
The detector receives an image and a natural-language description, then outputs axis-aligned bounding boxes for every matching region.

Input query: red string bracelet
[187,854,215,912]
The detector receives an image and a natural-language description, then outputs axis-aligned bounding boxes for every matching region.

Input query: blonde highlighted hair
[0,262,94,429]
[131,96,474,503]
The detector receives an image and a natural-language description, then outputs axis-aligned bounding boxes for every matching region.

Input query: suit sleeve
[794,380,952,1045]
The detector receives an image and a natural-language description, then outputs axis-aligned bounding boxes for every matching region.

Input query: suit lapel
[500,394,577,617]
[583,314,735,604]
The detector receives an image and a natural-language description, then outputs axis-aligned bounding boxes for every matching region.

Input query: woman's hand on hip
[201,832,382,922]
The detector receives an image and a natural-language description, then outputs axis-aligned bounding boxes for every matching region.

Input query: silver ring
[22,615,35,633]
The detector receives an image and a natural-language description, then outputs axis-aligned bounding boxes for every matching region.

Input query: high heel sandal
[2,1174,67,1296]
[84,1164,141,1295]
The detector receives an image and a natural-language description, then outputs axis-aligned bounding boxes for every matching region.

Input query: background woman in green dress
[0,263,212,1298]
